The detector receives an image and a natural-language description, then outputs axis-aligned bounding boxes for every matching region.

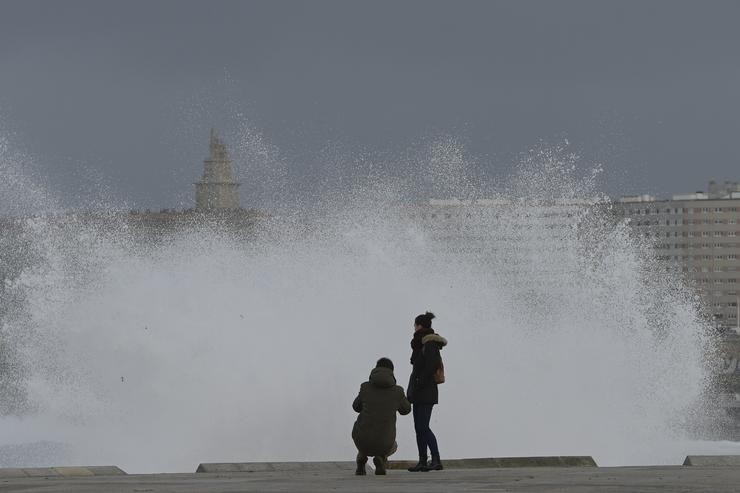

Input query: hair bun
[414,311,436,329]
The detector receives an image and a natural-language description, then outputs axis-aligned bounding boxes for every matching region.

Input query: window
[715,267,723,272]
[730,232,737,237]
[704,255,712,260]
[729,254,737,260]
[730,219,737,224]
[702,232,710,237]
[714,232,723,237]
[716,207,723,213]
[730,279,738,284]
[716,220,724,224]
[717,255,725,260]
[703,208,710,213]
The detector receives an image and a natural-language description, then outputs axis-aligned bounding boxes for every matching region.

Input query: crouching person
[352,357,412,475]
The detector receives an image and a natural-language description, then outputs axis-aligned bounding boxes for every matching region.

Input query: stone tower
[195,129,241,210]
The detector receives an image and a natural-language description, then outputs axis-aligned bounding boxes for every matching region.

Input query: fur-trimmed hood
[422,333,447,348]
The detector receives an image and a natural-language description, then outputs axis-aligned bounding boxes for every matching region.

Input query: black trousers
[412,403,440,459]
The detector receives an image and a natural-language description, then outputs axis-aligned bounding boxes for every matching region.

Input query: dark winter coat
[352,366,411,457]
[407,333,447,405]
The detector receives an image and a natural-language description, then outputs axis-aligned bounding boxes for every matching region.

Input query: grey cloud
[1,0,738,208]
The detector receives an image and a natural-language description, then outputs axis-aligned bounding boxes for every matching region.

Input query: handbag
[434,359,445,384]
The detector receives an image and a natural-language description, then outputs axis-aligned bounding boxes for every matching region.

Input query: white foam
[0,136,724,472]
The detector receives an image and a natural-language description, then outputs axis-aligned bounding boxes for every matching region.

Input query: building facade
[615,181,740,328]
[408,185,739,329]
[404,197,603,293]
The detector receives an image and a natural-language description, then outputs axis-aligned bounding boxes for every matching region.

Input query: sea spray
[0,133,719,472]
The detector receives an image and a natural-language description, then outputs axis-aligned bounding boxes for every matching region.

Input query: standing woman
[407,311,447,472]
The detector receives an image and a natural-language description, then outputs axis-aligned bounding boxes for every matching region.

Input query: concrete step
[0,466,126,478]
[195,457,597,474]
[683,455,740,466]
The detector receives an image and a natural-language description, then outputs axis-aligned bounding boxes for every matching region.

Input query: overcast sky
[1,0,739,209]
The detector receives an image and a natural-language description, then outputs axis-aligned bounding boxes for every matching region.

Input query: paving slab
[1,466,740,492]
[22,468,60,478]
[0,469,26,479]
[84,466,127,476]
[196,461,355,473]
[389,455,597,469]
[53,467,95,477]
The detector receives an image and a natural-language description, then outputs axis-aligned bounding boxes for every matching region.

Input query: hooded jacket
[407,333,447,405]
[352,366,412,456]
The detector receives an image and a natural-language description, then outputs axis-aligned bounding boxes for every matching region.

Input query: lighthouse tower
[195,129,241,210]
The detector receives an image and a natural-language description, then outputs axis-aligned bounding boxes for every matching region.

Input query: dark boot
[407,457,428,472]
[355,455,367,475]
[428,455,443,471]
[373,456,387,475]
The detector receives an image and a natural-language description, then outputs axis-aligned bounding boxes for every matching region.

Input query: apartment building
[616,181,740,328]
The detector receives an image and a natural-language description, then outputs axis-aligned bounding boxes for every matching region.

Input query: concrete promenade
[2,466,739,492]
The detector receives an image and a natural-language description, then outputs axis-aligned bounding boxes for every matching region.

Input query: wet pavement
[1,465,738,492]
